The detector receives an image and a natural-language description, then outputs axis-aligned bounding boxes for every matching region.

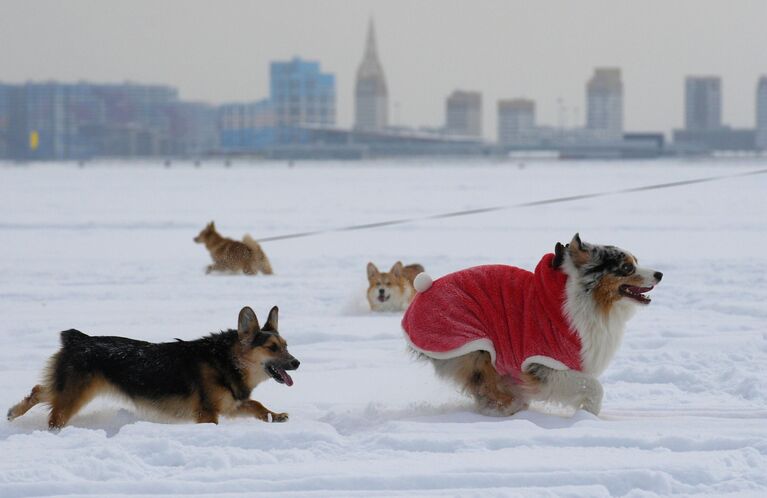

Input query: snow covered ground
[0,159,765,497]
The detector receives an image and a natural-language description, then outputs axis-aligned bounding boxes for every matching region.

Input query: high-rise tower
[354,19,388,131]
[586,68,623,140]
[685,76,722,131]
[445,90,482,137]
[270,57,336,127]
[498,99,535,145]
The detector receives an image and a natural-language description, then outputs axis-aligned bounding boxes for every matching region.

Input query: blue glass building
[218,99,276,151]
[270,57,336,128]
[0,81,193,160]
[0,84,16,158]
[216,57,337,152]
[0,57,338,159]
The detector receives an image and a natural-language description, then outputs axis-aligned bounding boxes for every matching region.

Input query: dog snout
[654,271,663,282]
[287,358,300,370]
[378,288,386,295]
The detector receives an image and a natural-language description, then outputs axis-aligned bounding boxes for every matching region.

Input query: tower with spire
[354,19,388,131]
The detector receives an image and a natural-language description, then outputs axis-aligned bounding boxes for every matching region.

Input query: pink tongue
[276,367,294,386]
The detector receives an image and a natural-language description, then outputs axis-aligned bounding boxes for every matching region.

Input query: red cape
[401,253,582,377]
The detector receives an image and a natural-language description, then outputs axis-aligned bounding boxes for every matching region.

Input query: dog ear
[262,306,279,332]
[237,306,259,338]
[367,262,379,279]
[552,242,566,268]
[567,233,590,267]
[571,233,584,250]
[390,261,404,278]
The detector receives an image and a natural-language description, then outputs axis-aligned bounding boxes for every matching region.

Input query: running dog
[7,306,299,429]
[367,261,425,312]
[402,234,662,416]
[194,221,273,275]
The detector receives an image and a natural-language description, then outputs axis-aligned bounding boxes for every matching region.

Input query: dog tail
[413,272,433,292]
[405,263,425,274]
[242,234,260,248]
[243,234,273,275]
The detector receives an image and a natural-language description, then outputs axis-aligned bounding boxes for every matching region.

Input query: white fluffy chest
[564,285,637,376]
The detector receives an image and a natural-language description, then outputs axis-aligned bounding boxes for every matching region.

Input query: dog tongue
[276,367,294,386]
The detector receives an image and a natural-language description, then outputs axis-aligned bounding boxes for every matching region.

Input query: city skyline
[2,0,766,140]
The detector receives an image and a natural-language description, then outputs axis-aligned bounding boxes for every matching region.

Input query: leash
[256,167,767,243]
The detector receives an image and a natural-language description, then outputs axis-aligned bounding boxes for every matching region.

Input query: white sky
[1,0,765,139]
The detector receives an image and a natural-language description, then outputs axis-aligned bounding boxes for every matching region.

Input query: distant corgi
[402,234,662,417]
[7,306,299,429]
[367,261,425,312]
[194,221,273,275]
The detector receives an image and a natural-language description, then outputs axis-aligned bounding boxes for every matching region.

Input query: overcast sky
[2,0,765,138]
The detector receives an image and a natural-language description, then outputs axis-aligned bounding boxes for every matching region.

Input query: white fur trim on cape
[521,355,571,372]
[403,332,497,366]
[413,272,433,292]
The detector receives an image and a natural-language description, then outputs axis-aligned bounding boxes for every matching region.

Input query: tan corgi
[194,221,273,275]
[367,261,424,312]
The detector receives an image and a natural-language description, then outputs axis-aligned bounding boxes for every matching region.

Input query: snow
[0,159,765,497]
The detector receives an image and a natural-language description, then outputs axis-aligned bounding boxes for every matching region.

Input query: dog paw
[7,408,14,421]
[581,397,602,416]
[477,399,525,417]
[269,412,289,423]
[581,381,604,415]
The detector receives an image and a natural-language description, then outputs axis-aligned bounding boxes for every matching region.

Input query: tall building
[0,81,190,160]
[354,19,388,131]
[97,83,177,130]
[167,101,219,156]
[685,76,722,130]
[497,99,535,146]
[757,76,767,150]
[0,84,17,158]
[270,57,335,127]
[218,100,276,151]
[586,68,623,140]
[22,83,69,160]
[445,90,482,137]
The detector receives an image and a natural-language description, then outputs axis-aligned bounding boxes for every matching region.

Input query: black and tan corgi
[7,306,299,429]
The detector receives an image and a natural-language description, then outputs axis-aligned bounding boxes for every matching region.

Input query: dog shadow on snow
[411,406,600,429]
[320,400,600,435]
[3,407,152,438]
[4,404,600,439]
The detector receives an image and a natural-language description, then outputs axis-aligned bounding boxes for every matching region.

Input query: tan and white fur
[367,261,424,312]
[421,234,662,416]
[194,221,273,275]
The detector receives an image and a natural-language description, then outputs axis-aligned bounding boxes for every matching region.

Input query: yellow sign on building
[29,130,40,151]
